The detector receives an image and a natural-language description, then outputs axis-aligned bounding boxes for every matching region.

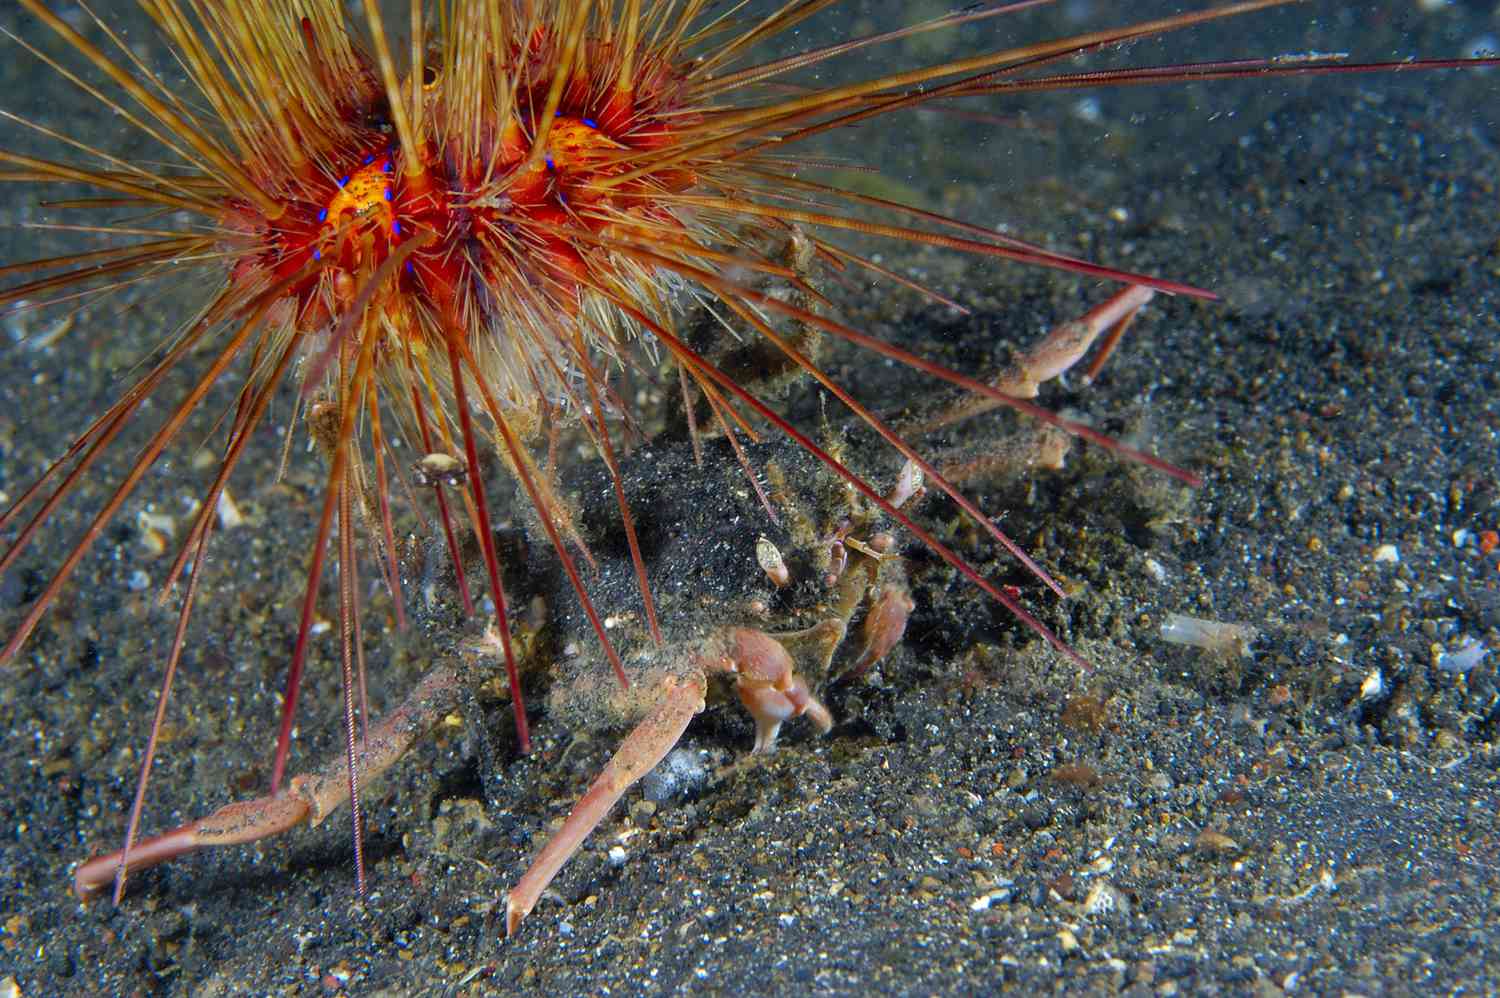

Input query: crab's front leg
[505,670,707,934]
[505,627,832,933]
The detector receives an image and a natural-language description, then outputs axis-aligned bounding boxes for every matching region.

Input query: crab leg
[75,625,833,927]
[506,627,835,933]
[914,283,1156,433]
[505,671,707,935]
[73,661,462,900]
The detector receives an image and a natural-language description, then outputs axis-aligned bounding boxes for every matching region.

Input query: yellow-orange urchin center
[318,154,399,263]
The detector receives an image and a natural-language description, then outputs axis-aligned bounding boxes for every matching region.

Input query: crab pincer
[718,626,834,753]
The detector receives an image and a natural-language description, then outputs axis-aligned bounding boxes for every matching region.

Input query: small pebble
[642,748,708,802]
[1083,880,1130,918]
[1196,830,1241,854]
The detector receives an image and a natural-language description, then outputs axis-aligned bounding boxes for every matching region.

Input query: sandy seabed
[1,3,1497,994]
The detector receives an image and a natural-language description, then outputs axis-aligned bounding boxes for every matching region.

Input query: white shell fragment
[1436,637,1489,675]
[969,881,1015,911]
[216,488,246,529]
[886,458,924,509]
[755,536,790,587]
[136,509,175,558]
[1371,543,1399,563]
[412,452,467,487]
[1082,880,1131,918]
[1159,613,1256,656]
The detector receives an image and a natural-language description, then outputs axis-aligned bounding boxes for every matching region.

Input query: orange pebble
[1479,530,1499,556]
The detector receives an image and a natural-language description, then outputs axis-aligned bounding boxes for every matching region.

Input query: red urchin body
[227,21,702,349]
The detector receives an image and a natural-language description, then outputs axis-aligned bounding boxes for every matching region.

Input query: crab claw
[847,584,914,679]
[722,627,833,752]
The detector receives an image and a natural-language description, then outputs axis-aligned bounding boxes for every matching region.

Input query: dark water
[0,3,1497,994]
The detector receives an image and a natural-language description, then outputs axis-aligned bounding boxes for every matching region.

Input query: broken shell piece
[1435,637,1489,675]
[1083,880,1131,918]
[136,509,175,558]
[139,528,168,558]
[886,458,924,509]
[1195,830,1241,854]
[1159,613,1255,656]
[412,452,467,488]
[1144,557,1168,583]
[755,536,790,588]
[216,488,246,529]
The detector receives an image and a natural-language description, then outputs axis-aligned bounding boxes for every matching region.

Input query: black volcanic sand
[1,3,1497,995]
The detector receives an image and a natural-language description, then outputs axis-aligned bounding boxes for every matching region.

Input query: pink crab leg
[1002,284,1155,396]
[74,662,460,900]
[507,627,834,933]
[505,671,708,935]
[918,284,1156,433]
